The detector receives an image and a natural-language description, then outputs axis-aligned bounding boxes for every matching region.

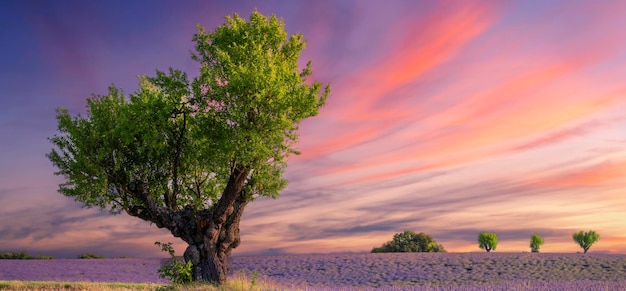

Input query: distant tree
[47,11,329,285]
[530,233,544,253]
[371,230,446,253]
[572,230,600,253]
[478,232,498,252]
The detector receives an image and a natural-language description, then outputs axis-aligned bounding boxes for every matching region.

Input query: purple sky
[1,0,625,258]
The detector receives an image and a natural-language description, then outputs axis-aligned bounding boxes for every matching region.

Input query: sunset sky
[1,0,625,258]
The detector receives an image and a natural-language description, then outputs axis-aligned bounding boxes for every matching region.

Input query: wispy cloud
[530,160,626,189]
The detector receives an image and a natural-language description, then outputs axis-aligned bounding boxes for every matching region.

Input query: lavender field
[2,253,626,290]
[0,258,168,284]
[231,253,626,290]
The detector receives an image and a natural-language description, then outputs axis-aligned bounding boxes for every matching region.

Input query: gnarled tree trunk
[182,165,250,284]
[125,165,251,285]
[183,199,249,283]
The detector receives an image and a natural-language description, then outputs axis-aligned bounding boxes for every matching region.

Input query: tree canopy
[371,231,446,253]
[47,11,329,284]
[572,230,599,253]
[478,232,498,252]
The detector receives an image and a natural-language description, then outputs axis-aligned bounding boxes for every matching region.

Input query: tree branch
[212,165,248,224]
[167,103,188,210]
[220,189,249,256]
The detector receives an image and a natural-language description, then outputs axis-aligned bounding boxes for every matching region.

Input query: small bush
[78,253,106,259]
[33,254,55,260]
[155,242,192,284]
[250,270,258,289]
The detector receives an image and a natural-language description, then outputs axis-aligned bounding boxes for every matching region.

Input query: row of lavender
[1,253,625,289]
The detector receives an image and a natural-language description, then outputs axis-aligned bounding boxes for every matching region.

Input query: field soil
[1,253,626,290]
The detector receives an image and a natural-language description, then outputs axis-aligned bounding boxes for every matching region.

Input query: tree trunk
[184,200,248,284]
[184,243,229,283]
[182,165,251,284]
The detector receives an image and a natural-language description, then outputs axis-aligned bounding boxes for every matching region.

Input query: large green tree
[371,231,446,253]
[47,11,329,284]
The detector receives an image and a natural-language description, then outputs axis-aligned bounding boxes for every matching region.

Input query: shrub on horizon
[33,254,55,259]
[478,232,498,252]
[0,251,55,259]
[572,230,600,253]
[530,233,544,253]
[0,251,31,259]
[78,253,106,259]
[371,230,446,253]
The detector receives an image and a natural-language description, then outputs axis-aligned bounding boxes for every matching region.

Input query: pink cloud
[297,2,499,160]
[296,9,626,184]
[332,3,497,121]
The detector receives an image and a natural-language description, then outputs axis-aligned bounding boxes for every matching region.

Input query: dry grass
[0,272,293,291]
